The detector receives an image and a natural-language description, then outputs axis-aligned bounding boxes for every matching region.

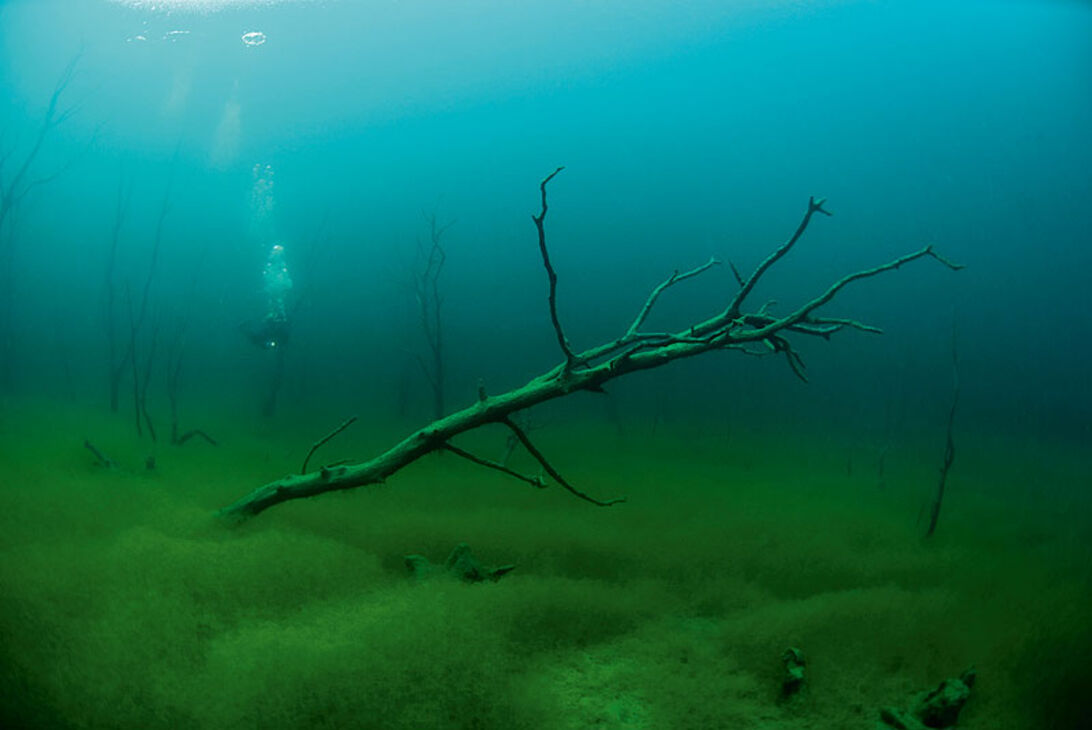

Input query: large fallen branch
[219,170,961,521]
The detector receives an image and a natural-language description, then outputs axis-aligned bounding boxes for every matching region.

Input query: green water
[1,396,1088,729]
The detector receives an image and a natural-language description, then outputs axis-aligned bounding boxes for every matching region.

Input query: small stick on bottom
[83,440,116,469]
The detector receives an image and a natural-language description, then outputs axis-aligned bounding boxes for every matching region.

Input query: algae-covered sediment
[1,397,1088,729]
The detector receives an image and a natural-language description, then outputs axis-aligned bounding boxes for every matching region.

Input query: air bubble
[242,31,267,47]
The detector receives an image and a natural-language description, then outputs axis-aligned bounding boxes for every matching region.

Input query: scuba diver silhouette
[241,312,290,350]
[241,241,293,350]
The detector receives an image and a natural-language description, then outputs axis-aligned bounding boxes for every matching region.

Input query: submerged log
[220,170,961,522]
[880,668,976,729]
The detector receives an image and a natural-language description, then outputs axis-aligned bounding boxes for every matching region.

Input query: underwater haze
[1,0,1090,728]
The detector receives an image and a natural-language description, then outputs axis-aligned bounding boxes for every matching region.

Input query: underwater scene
[1,1,1090,728]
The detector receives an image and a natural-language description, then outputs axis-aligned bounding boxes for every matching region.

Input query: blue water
[2,0,1089,432]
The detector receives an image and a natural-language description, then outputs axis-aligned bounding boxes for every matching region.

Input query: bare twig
[728,259,745,288]
[626,257,721,338]
[301,416,358,474]
[500,417,624,506]
[442,442,547,489]
[724,196,830,319]
[531,166,576,369]
[738,246,963,344]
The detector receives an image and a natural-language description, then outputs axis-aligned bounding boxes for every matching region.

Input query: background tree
[411,212,454,420]
[103,175,131,412]
[0,57,79,387]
